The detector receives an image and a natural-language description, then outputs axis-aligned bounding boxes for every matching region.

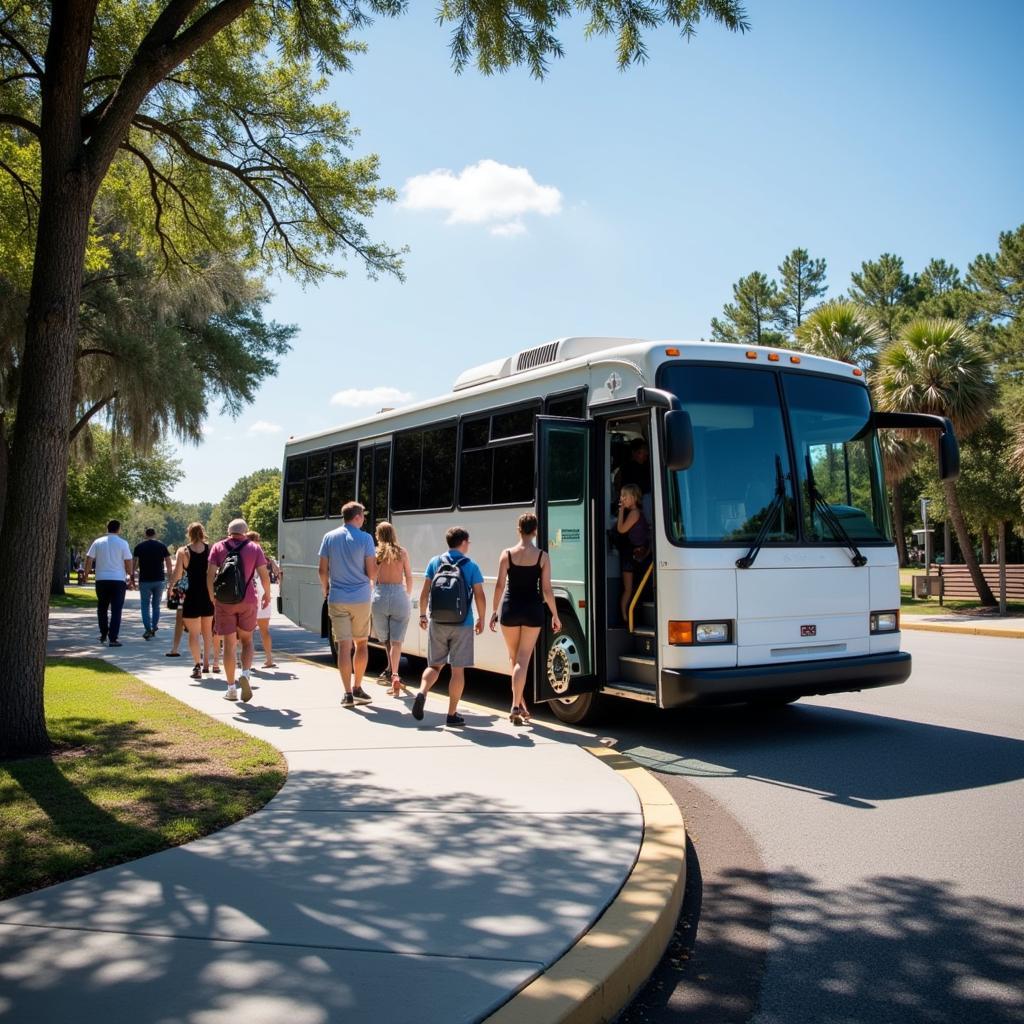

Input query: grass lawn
[49,585,98,609]
[0,659,286,901]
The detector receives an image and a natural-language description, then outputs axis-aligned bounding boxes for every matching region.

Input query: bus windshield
[659,364,891,545]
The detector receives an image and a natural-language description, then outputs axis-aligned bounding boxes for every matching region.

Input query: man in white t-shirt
[84,520,134,647]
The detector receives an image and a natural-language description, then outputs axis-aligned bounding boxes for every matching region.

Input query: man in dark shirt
[133,528,172,639]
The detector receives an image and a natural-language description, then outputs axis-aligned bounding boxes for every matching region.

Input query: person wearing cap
[207,518,271,702]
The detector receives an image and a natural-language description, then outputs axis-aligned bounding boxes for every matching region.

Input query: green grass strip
[48,586,99,609]
[0,658,286,900]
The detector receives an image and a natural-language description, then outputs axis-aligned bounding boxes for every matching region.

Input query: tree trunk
[892,488,907,567]
[998,521,1007,617]
[941,478,996,606]
[981,527,992,564]
[943,520,952,564]
[51,477,69,597]
[0,415,8,536]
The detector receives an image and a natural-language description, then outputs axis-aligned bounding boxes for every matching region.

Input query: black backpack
[429,553,471,624]
[213,539,254,605]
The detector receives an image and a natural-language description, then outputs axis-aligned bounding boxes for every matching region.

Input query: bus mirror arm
[871,412,959,482]
[635,388,694,471]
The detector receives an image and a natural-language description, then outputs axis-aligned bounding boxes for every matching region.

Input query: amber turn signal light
[668,620,694,645]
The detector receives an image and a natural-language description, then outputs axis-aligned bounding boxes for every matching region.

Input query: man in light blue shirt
[318,501,378,707]
[412,526,486,727]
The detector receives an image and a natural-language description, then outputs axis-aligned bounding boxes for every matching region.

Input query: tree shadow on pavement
[0,774,642,1022]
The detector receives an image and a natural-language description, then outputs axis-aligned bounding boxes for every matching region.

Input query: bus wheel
[546,618,603,725]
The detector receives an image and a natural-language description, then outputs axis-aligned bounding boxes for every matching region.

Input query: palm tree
[874,319,997,605]
[794,300,886,369]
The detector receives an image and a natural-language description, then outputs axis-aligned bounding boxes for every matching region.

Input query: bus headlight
[669,621,733,645]
[870,611,899,634]
[695,622,731,644]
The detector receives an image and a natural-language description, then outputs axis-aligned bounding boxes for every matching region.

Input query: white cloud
[490,221,527,238]
[400,159,562,236]
[330,386,413,409]
[248,420,282,435]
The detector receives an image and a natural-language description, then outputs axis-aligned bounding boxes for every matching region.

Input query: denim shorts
[371,584,412,644]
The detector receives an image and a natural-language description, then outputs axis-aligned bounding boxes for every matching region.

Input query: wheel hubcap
[547,633,582,697]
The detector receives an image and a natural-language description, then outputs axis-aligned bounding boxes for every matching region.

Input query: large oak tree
[0,0,749,755]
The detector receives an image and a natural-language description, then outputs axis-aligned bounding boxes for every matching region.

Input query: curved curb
[484,747,687,1024]
[902,621,1024,639]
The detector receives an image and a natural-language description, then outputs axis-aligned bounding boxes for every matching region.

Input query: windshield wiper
[736,455,787,569]
[804,454,867,567]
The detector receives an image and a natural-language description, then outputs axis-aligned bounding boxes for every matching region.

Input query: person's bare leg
[501,624,521,711]
[259,620,275,665]
[447,666,465,716]
[513,627,541,712]
[337,638,354,693]
[352,638,369,690]
[620,571,635,623]
[389,640,403,693]
[170,608,184,654]
[201,616,214,669]
[238,628,254,674]
[419,663,440,694]
[223,633,237,688]
[212,634,222,671]
[185,619,201,665]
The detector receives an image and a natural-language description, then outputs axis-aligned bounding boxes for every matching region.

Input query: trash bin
[913,575,942,598]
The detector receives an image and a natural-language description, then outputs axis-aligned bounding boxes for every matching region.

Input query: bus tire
[545,616,603,726]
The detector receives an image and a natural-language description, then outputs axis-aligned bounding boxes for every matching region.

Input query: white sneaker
[224,686,238,701]
[238,675,252,702]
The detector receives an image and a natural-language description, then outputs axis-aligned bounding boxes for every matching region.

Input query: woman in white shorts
[371,522,413,696]
[247,530,281,668]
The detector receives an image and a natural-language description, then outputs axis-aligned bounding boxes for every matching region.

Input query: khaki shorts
[329,601,372,642]
[427,622,475,668]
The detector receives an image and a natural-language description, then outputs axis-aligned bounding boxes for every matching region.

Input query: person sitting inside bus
[616,484,651,625]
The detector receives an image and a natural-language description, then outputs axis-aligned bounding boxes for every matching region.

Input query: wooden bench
[937,564,1024,601]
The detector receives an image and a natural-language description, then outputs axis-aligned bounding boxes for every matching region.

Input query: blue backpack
[429,554,471,624]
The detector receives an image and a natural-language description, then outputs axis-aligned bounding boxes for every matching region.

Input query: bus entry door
[534,417,599,703]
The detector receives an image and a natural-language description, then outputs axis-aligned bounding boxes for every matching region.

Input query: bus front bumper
[659,651,912,708]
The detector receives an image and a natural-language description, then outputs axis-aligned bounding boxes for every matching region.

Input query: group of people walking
[318,504,559,726]
[84,518,281,702]
[86,479,651,721]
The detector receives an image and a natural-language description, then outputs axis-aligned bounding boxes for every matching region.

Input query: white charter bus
[278,337,958,724]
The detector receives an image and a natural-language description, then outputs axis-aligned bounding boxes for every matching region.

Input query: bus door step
[618,654,657,688]
[632,627,656,657]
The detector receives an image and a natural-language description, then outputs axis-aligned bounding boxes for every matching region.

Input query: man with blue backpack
[412,526,486,727]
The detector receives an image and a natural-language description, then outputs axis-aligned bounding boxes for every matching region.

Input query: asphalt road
[613,629,1024,1024]
[269,621,1024,1024]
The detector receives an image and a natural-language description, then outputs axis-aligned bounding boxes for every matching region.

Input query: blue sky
[174,0,1024,503]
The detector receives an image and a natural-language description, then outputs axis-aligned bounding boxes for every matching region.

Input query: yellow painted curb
[484,747,687,1024]
[902,621,1024,639]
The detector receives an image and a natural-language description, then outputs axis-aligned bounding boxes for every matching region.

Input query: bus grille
[515,341,560,372]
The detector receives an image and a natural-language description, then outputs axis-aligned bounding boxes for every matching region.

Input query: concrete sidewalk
[902,613,1024,638]
[0,600,665,1023]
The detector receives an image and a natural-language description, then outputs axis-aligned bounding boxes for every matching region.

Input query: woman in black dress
[489,513,561,725]
[169,522,217,679]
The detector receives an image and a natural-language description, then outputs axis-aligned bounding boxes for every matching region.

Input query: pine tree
[710,271,787,346]
[777,248,827,332]
[849,253,916,341]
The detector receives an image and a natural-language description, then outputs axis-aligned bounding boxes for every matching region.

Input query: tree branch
[76,348,117,360]
[0,155,39,226]
[0,26,43,78]
[85,0,253,177]
[0,111,40,136]
[69,392,116,442]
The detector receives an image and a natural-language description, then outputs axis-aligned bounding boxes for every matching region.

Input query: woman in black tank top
[169,522,217,678]
[489,513,561,725]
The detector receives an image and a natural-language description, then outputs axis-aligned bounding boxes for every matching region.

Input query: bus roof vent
[515,340,560,372]
[452,356,512,392]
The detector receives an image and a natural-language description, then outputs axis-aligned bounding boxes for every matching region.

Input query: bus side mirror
[938,422,959,481]
[663,410,694,471]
